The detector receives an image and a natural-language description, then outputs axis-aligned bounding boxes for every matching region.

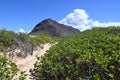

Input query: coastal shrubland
[32,27,120,80]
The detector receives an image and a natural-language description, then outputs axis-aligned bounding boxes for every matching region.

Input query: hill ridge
[30,18,80,38]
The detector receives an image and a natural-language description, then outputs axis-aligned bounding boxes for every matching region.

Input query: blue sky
[0,0,120,32]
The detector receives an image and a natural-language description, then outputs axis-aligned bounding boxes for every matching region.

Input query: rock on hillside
[29,18,80,38]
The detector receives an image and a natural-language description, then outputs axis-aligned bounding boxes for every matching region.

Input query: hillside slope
[0,30,56,59]
[29,18,80,38]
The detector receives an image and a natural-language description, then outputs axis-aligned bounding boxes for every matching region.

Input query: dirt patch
[14,43,53,80]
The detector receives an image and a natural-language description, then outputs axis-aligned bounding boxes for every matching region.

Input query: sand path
[15,43,52,80]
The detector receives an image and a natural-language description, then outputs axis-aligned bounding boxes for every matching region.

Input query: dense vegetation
[30,34,57,46]
[0,30,16,51]
[0,29,30,51]
[32,27,120,80]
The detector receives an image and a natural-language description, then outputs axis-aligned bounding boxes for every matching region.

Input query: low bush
[0,55,17,79]
[0,29,16,51]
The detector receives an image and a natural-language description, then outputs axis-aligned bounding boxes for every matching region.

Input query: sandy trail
[15,43,52,80]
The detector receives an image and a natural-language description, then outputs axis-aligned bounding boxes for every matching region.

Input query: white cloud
[27,30,31,33]
[59,9,120,31]
[19,28,25,33]
[93,21,120,27]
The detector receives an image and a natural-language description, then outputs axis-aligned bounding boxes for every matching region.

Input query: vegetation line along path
[15,43,52,80]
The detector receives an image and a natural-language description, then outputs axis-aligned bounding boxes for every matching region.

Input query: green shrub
[18,32,30,40]
[0,29,16,51]
[0,55,26,80]
[30,34,57,46]
[32,27,120,80]
[0,55,19,80]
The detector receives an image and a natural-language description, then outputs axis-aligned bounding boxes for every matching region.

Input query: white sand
[15,43,52,80]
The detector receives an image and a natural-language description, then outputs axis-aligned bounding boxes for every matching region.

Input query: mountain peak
[30,18,80,38]
[42,18,54,22]
[45,18,53,21]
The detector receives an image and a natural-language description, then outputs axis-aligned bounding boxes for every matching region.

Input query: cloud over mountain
[59,9,120,31]
[19,28,25,33]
